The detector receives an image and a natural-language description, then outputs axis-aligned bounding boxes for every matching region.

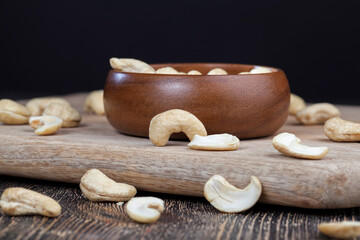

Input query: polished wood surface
[104,63,290,139]
[1,175,359,240]
[0,94,360,209]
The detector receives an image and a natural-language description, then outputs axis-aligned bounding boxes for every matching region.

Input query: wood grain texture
[1,175,360,240]
[0,93,359,209]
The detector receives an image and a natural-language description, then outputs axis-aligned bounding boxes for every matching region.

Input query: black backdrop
[1,0,360,103]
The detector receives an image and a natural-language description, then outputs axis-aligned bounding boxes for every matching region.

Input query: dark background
[1,0,360,104]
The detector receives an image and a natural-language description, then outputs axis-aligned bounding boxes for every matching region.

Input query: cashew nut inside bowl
[239,66,272,75]
[187,70,202,75]
[204,175,262,213]
[110,58,155,73]
[149,109,207,146]
[156,67,182,74]
[272,132,328,160]
[249,66,272,74]
[207,68,228,75]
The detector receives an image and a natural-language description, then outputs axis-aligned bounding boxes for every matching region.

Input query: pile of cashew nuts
[109,57,273,75]
[0,90,104,135]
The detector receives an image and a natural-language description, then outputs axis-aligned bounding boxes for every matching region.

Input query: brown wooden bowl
[104,63,290,139]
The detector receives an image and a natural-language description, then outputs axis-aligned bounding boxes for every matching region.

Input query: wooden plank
[0,93,359,208]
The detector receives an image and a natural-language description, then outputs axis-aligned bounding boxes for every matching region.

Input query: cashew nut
[43,102,81,127]
[126,197,164,223]
[207,68,228,75]
[204,175,262,213]
[188,70,202,75]
[0,187,61,217]
[84,90,105,115]
[296,103,340,125]
[249,66,272,74]
[289,93,306,115]
[318,221,360,239]
[26,97,70,116]
[0,99,31,124]
[29,116,63,135]
[324,117,360,142]
[149,109,207,146]
[110,58,155,73]
[156,67,182,74]
[238,67,272,75]
[188,134,240,151]
[80,169,137,202]
[273,132,328,160]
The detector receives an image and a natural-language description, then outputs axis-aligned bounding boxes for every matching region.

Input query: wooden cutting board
[1,93,359,209]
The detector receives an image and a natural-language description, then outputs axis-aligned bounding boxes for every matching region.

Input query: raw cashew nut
[324,117,360,142]
[84,90,105,115]
[207,68,228,75]
[156,67,182,74]
[0,187,61,217]
[80,169,137,202]
[43,102,81,127]
[239,67,272,75]
[188,134,240,151]
[204,175,262,213]
[296,103,340,125]
[26,97,70,116]
[289,93,306,115]
[0,99,31,124]
[126,197,164,223]
[249,66,272,74]
[273,132,328,160]
[149,109,207,146]
[318,221,360,239]
[188,70,202,75]
[110,58,155,73]
[29,116,63,135]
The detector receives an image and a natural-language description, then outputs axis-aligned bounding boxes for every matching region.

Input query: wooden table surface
[1,93,360,239]
[1,175,360,240]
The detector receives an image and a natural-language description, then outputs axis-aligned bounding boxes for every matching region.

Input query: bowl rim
[110,62,282,76]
